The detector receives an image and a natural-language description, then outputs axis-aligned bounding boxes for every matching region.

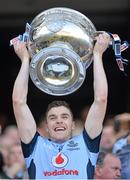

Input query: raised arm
[85,33,110,139]
[12,40,36,143]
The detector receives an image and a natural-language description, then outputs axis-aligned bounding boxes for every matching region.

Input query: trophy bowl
[27,7,97,96]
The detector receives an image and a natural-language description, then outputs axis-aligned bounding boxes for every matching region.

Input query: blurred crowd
[0,125,28,179]
[0,109,130,179]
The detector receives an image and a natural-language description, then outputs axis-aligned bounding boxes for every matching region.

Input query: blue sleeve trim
[83,129,102,153]
[28,159,36,179]
[21,132,40,158]
[87,159,95,179]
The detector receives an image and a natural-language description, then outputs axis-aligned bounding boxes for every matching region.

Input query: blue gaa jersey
[21,129,101,179]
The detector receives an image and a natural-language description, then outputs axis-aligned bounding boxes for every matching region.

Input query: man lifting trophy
[11,7,130,180]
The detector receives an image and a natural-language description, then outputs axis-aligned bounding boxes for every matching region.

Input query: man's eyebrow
[48,114,56,118]
[48,113,70,118]
[61,113,70,116]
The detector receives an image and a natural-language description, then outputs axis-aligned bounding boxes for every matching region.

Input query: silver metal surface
[27,7,97,95]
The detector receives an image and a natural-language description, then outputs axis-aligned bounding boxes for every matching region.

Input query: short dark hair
[45,100,73,119]
[96,151,107,167]
[96,151,118,167]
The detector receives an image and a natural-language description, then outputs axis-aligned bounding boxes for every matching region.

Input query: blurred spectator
[3,125,20,145]
[100,124,116,152]
[94,151,121,179]
[0,125,28,179]
[0,125,21,169]
[80,105,90,122]
[0,134,15,167]
[5,144,28,179]
[72,118,84,136]
[113,131,130,179]
[114,113,130,139]
[113,132,130,154]
[115,143,130,179]
[0,152,10,179]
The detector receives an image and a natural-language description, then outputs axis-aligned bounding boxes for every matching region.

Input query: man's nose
[56,117,63,123]
[116,169,121,179]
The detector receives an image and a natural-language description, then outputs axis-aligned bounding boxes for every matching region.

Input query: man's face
[46,106,75,143]
[100,126,115,151]
[9,144,25,166]
[99,154,121,179]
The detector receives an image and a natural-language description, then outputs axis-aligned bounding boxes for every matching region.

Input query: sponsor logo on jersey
[44,168,79,177]
[52,152,68,168]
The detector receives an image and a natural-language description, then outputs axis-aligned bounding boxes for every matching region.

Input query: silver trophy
[26,7,97,96]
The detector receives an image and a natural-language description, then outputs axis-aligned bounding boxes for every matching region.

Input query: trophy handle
[94,31,129,73]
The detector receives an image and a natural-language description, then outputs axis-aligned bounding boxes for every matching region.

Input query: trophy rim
[31,7,96,35]
[31,7,95,27]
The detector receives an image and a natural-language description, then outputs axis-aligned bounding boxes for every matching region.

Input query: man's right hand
[12,39,30,62]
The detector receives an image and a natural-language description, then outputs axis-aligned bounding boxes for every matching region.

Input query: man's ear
[72,121,75,130]
[95,165,102,177]
[44,120,49,132]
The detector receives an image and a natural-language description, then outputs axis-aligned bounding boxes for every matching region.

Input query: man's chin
[52,135,68,143]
